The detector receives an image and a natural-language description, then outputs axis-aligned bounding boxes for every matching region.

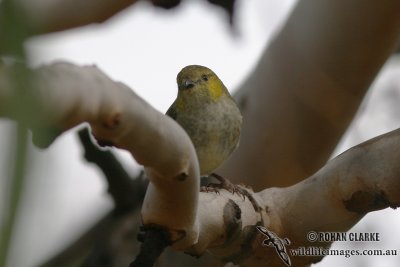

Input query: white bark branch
[220,0,400,190]
[252,129,400,266]
[15,0,138,34]
[1,62,400,266]
[0,61,200,247]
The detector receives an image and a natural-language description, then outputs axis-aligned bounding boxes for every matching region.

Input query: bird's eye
[202,75,208,81]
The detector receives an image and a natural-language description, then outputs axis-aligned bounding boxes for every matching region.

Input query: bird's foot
[201,173,246,199]
[200,185,220,194]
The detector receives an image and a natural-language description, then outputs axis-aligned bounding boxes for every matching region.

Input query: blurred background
[1,0,400,266]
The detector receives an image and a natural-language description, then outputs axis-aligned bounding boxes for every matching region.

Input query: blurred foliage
[207,0,236,24]
[0,1,34,267]
[0,0,31,55]
[150,0,181,9]
[150,0,236,24]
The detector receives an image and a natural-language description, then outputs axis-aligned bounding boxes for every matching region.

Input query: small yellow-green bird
[166,65,242,177]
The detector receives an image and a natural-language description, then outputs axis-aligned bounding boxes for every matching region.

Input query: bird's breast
[175,97,242,175]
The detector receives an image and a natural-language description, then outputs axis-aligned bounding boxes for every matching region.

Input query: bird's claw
[200,185,220,194]
[202,173,246,200]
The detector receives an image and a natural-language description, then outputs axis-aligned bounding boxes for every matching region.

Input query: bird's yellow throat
[208,78,224,101]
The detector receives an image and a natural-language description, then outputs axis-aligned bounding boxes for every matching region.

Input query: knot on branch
[343,190,397,213]
[102,111,121,129]
[223,199,242,246]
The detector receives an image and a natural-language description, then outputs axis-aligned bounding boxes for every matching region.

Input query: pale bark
[15,0,138,34]
[1,62,400,267]
[2,0,400,266]
[252,129,400,266]
[0,61,200,248]
[219,0,400,190]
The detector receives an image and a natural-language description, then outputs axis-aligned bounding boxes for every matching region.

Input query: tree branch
[252,129,400,266]
[0,61,200,248]
[220,0,400,190]
[78,127,147,214]
[14,0,236,35]
[39,209,143,267]
[2,61,400,266]
[194,129,400,267]
[15,0,138,35]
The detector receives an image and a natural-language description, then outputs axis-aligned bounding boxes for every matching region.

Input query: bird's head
[176,65,228,101]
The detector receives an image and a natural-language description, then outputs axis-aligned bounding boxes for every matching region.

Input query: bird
[166,65,242,191]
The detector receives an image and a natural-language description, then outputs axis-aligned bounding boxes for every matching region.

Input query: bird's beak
[181,79,195,90]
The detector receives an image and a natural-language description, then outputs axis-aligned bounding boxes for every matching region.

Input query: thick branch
[14,0,235,35]
[1,61,400,267]
[220,0,400,190]
[0,61,200,247]
[185,129,400,266]
[187,129,400,267]
[15,0,138,34]
[252,128,400,266]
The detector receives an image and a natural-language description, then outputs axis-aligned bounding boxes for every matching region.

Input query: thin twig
[38,128,149,267]
[130,225,171,267]
[78,126,148,214]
